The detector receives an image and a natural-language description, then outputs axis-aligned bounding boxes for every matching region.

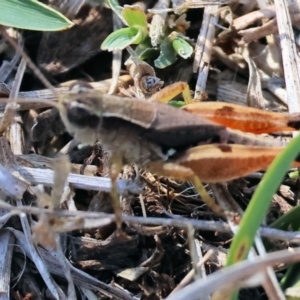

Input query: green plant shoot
[101,5,148,51]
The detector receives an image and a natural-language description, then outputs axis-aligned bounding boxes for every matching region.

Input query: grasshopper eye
[64,103,100,128]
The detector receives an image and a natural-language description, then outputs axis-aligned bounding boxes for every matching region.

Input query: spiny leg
[145,161,229,217]
[109,152,124,235]
[148,82,194,104]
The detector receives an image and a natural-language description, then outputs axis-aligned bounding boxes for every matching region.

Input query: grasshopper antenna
[0,26,58,98]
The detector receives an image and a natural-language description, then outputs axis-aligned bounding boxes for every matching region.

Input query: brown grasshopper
[2,26,300,232]
[53,82,300,224]
[5,82,300,231]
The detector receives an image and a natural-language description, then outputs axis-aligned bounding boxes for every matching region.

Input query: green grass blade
[271,205,300,231]
[225,133,300,299]
[270,200,300,296]
[0,0,73,31]
[227,133,300,265]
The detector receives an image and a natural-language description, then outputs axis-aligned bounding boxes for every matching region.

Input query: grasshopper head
[58,82,103,145]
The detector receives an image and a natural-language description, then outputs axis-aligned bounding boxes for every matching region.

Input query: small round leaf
[172,37,193,59]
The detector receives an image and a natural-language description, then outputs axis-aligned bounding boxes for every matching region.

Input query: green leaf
[168,100,186,107]
[172,36,193,59]
[289,170,299,179]
[271,205,300,231]
[122,5,147,28]
[136,46,159,60]
[0,0,73,31]
[101,27,141,51]
[154,37,177,68]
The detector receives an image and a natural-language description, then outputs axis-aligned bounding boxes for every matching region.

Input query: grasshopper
[6,83,300,229]
[45,82,300,225]
[2,27,300,232]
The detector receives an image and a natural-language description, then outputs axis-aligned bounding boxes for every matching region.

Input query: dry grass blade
[17,153,98,176]
[194,5,220,97]
[167,247,300,300]
[0,165,28,199]
[0,230,15,298]
[170,250,213,294]
[274,0,300,113]
[253,236,286,300]
[49,236,76,299]
[11,228,135,300]
[17,209,67,300]
[108,13,123,94]
[242,48,265,109]
[0,137,28,198]
[7,56,27,154]
[18,166,142,193]
[0,197,299,242]
[51,155,71,209]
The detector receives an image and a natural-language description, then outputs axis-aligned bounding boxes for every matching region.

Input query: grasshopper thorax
[57,82,104,145]
[60,82,103,127]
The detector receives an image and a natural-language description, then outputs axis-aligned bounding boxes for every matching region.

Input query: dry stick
[254,235,285,300]
[0,230,15,299]
[274,0,300,113]
[108,13,123,94]
[0,199,300,242]
[17,166,142,194]
[0,41,26,138]
[257,1,282,82]
[0,75,132,111]
[243,47,265,109]
[170,250,213,294]
[186,224,202,281]
[8,57,27,154]
[166,247,300,300]
[194,5,219,97]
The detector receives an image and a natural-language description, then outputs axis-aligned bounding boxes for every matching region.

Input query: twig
[170,250,213,294]
[274,0,300,113]
[0,200,300,242]
[194,5,220,98]
[166,247,300,300]
[17,166,143,194]
[8,56,27,154]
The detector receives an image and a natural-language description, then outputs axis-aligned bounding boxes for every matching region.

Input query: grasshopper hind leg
[145,161,229,217]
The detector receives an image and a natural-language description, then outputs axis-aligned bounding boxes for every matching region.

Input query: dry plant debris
[1,0,300,299]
